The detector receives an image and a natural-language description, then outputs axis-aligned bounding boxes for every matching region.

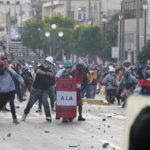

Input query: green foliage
[104,13,119,60]
[44,14,75,29]
[73,25,102,56]
[20,15,76,56]
[138,40,150,62]
[20,18,45,51]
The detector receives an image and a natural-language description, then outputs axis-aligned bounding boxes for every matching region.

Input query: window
[131,52,134,63]
[6,1,10,5]
[16,1,20,5]
[83,13,86,21]
[125,51,128,60]
[71,11,74,18]
[123,0,143,19]
[0,1,4,5]
[78,13,82,20]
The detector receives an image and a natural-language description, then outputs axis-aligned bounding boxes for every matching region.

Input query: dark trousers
[82,84,91,98]
[15,85,23,101]
[24,88,51,118]
[38,85,56,109]
[0,92,17,119]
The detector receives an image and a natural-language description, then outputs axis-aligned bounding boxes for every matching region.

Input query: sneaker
[122,103,125,108]
[20,99,26,102]
[62,118,68,123]
[36,109,42,113]
[2,108,10,112]
[13,119,19,125]
[51,108,56,112]
[46,117,52,122]
[56,117,60,120]
[78,116,86,121]
[22,113,27,121]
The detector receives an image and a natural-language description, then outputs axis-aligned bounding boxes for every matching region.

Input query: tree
[138,40,150,62]
[19,18,46,53]
[102,13,119,61]
[44,14,75,29]
[73,25,102,57]
[20,15,76,57]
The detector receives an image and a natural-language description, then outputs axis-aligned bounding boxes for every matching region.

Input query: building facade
[42,0,122,25]
[120,0,150,63]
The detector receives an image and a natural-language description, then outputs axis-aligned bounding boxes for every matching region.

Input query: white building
[42,0,122,25]
[119,0,150,63]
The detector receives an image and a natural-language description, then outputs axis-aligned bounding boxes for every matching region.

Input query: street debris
[44,131,50,133]
[107,116,112,118]
[7,133,11,137]
[102,118,106,121]
[69,144,79,148]
[102,143,109,149]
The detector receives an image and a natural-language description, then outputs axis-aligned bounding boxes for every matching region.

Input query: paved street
[0,93,125,150]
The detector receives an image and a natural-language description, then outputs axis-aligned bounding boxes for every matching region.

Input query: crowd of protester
[1,55,150,124]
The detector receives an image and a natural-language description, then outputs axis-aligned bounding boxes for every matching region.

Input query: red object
[138,79,150,88]
[56,78,77,119]
[74,70,84,84]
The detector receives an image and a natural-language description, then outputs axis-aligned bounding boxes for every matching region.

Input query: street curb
[82,98,109,106]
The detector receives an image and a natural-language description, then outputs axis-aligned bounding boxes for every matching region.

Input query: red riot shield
[56,78,77,119]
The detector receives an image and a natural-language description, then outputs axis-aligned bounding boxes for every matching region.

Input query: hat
[123,60,131,65]
[45,56,54,64]
[109,66,115,72]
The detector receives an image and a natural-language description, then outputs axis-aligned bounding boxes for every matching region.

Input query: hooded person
[103,66,118,104]
[22,56,54,122]
[70,63,86,121]
[56,60,72,78]
[118,70,138,108]
[0,61,24,124]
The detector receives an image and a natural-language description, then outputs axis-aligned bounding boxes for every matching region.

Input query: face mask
[43,63,48,68]
[66,67,71,72]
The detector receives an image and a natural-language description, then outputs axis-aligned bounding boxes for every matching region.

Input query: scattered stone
[102,118,106,121]
[3,138,5,140]
[112,147,116,150]
[91,136,94,138]
[91,146,94,149]
[108,125,110,128]
[111,136,113,138]
[107,116,112,118]
[7,133,11,137]
[103,130,106,133]
[69,144,78,147]
[98,128,101,130]
[102,143,109,149]
[44,131,50,133]
[88,109,91,112]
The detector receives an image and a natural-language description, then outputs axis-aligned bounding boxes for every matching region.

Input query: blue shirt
[120,75,138,89]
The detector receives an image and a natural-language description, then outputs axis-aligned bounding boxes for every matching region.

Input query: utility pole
[15,0,17,19]
[20,3,22,27]
[67,0,71,17]
[136,0,140,65]
[121,0,125,62]
[89,0,92,24]
[6,8,10,55]
[51,0,53,17]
